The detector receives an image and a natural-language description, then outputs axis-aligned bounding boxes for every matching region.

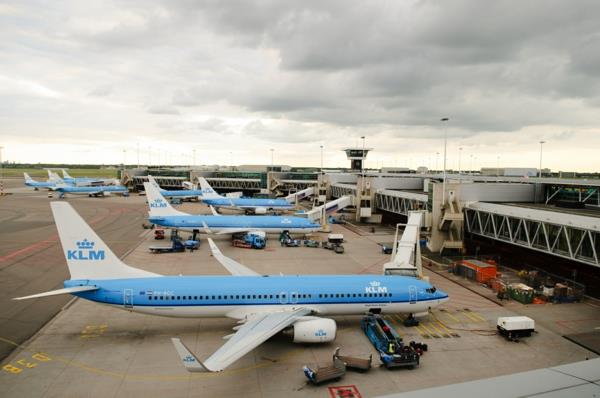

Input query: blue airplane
[144,182,320,234]
[23,172,58,190]
[198,177,303,214]
[146,175,204,200]
[54,183,129,198]
[61,169,117,186]
[14,202,449,372]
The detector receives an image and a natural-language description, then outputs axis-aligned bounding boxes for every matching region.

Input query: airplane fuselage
[148,214,320,233]
[159,188,203,198]
[203,197,294,211]
[67,275,448,318]
[57,186,128,195]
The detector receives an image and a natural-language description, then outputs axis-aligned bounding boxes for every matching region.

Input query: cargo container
[452,259,497,284]
[508,283,534,304]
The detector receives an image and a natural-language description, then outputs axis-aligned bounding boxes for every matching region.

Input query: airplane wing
[172,307,311,372]
[207,238,260,276]
[209,206,221,216]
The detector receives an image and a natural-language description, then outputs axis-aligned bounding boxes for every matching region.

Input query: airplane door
[290,291,298,304]
[409,286,417,304]
[279,292,288,304]
[123,289,133,309]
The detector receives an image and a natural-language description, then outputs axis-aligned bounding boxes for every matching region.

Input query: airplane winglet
[171,338,214,372]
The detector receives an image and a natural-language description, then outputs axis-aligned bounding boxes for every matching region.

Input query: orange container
[460,259,497,284]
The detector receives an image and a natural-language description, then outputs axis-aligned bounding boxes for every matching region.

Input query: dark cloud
[2,0,600,168]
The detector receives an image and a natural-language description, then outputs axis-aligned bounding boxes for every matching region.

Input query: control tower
[342,148,372,171]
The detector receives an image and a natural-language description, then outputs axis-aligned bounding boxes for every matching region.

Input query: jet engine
[254,207,268,215]
[284,318,337,343]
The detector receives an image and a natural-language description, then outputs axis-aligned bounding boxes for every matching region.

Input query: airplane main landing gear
[404,314,420,327]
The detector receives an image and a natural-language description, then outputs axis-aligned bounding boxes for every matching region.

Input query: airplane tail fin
[48,171,64,183]
[143,182,188,217]
[24,172,34,182]
[197,177,223,199]
[147,175,161,189]
[51,202,159,280]
[62,169,72,179]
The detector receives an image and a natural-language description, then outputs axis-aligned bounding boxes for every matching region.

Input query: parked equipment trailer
[333,347,372,372]
[497,316,535,341]
[303,357,346,384]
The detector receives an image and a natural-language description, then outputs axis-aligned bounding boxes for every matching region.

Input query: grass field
[1,168,119,179]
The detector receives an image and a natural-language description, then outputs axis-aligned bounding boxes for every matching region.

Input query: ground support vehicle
[303,357,346,384]
[303,239,320,248]
[322,234,345,254]
[232,232,266,249]
[149,237,185,253]
[497,316,535,341]
[280,231,301,247]
[361,315,420,369]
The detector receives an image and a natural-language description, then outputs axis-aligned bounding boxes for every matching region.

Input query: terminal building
[122,151,600,297]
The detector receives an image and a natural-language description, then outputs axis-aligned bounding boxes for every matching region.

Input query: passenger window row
[146,292,392,301]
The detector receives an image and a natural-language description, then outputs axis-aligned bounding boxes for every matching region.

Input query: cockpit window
[426,286,437,294]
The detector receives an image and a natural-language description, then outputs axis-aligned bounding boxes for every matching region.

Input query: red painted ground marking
[328,385,362,398]
[0,209,126,263]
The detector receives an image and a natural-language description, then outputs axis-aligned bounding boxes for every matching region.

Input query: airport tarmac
[1,180,599,398]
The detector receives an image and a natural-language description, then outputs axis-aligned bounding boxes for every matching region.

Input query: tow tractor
[279,231,301,247]
[322,233,344,254]
[232,232,266,249]
[361,314,422,369]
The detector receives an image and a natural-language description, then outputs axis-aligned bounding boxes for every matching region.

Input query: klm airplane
[55,184,129,198]
[14,202,449,372]
[61,169,117,186]
[146,175,204,200]
[23,173,59,190]
[198,177,298,214]
[144,182,320,234]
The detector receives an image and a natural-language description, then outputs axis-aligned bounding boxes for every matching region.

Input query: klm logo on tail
[67,239,105,261]
[150,199,167,208]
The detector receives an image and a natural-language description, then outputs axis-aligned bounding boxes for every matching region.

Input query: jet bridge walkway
[375,189,429,216]
[464,202,600,268]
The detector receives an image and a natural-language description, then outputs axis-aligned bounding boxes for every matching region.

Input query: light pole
[229,151,233,169]
[470,154,473,175]
[192,149,196,167]
[496,155,500,177]
[440,117,449,207]
[148,146,152,167]
[435,152,439,172]
[0,146,4,195]
[320,145,324,173]
[360,136,365,174]
[269,148,274,170]
[137,142,140,169]
[458,147,463,174]
[539,140,546,178]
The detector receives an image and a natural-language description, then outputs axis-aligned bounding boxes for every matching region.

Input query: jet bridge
[464,202,600,268]
[301,196,354,222]
[383,212,424,277]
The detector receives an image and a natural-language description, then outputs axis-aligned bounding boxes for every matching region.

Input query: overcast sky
[1,0,600,171]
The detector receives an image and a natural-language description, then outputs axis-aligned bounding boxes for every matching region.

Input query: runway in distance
[144,182,321,234]
[14,202,449,372]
